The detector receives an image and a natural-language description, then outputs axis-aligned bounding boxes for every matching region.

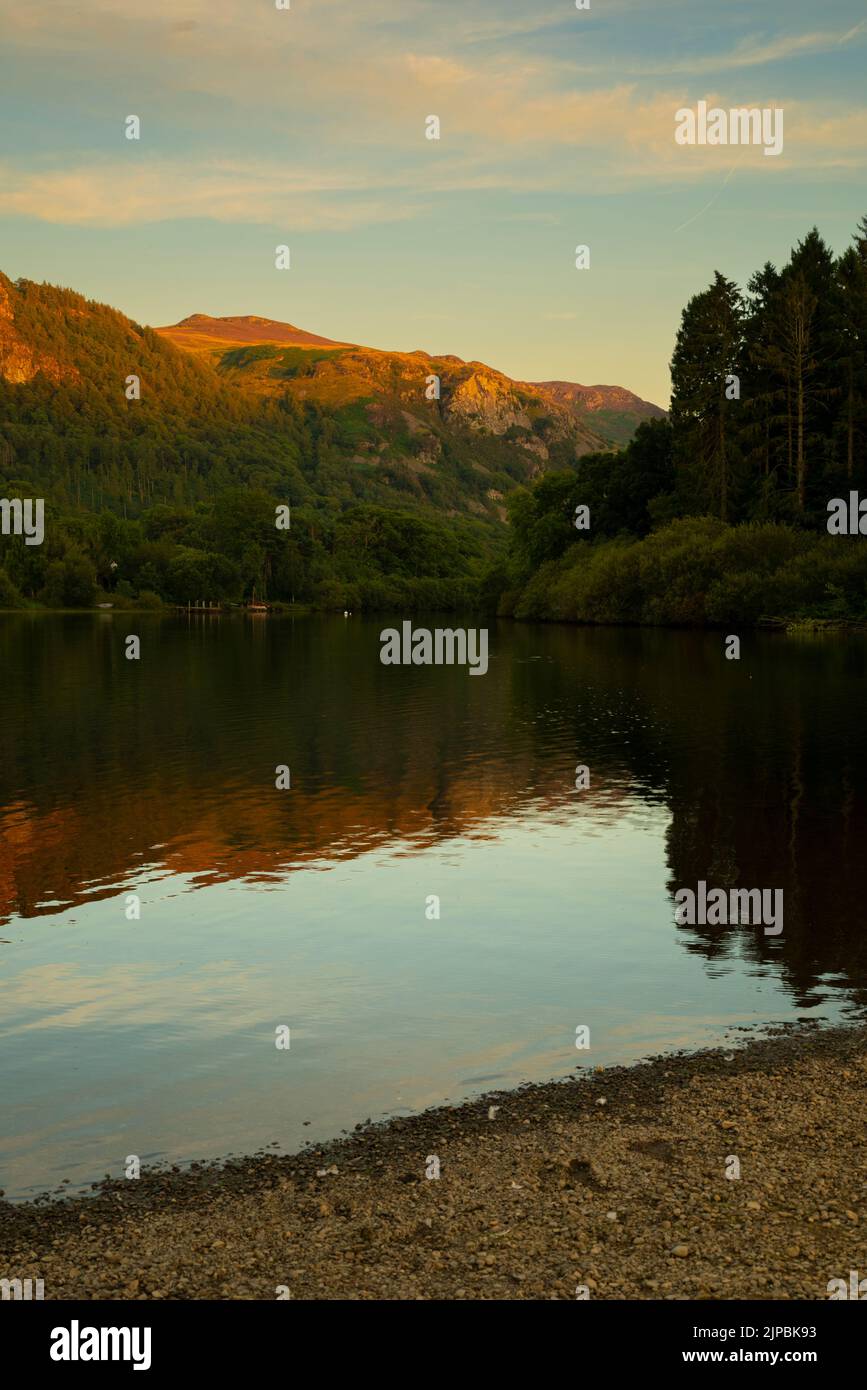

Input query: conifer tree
[670,271,744,521]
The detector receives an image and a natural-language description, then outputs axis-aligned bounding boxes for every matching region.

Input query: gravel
[2,1022,865,1300]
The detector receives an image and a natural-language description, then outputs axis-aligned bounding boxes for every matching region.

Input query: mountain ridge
[165,313,352,350]
[0,271,663,532]
[156,310,663,459]
[157,311,664,435]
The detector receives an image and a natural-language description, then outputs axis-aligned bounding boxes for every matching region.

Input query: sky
[0,0,865,406]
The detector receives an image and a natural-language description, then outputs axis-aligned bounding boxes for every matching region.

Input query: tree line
[496,217,867,626]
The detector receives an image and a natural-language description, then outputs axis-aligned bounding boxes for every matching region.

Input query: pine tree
[741,262,784,511]
[670,272,745,521]
[833,246,867,482]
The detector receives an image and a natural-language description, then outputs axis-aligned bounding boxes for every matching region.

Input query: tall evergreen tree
[670,272,745,521]
[833,245,867,482]
[741,262,785,512]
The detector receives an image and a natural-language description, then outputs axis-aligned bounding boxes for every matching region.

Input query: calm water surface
[1,614,865,1200]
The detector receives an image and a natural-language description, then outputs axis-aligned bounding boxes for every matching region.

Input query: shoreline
[3,607,867,634]
[2,1021,865,1300]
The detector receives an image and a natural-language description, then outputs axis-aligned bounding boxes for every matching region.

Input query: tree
[670,272,745,521]
[833,245,867,483]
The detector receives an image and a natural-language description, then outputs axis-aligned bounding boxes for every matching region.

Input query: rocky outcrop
[444,370,533,435]
[535,379,666,421]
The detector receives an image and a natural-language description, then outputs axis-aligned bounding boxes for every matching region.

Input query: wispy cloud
[562,24,867,77]
[2,78,865,230]
[0,159,428,229]
[0,0,864,228]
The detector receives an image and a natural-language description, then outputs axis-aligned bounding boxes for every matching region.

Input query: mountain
[0,276,71,386]
[164,313,351,352]
[156,312,663,468]
[533,380,667,447]
[0,273,663,531]
[0,273,664,610]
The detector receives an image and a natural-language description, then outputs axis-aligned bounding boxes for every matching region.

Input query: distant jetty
[174,600,272,614]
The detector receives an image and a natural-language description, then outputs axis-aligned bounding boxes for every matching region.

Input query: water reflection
[3,616,866,998]
[1,614,865,1197]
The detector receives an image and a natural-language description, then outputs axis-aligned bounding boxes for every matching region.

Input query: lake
[1,613,865,1201]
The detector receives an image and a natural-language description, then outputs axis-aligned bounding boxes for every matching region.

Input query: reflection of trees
[3,614,867,1011]
[530,623,867,1009]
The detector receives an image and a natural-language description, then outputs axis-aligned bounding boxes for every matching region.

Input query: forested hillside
[0,275,520,609]
[0,271,523,520]
[0,271,658,611]
[498,219,867,627]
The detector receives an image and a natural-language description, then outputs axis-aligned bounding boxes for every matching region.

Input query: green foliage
[500,215,867,628]
[38,550,97,608]
[503,519,867,627]
[270,347,343,378]
[668,222,867,523]
[0,566,23,607]
[0,490,501,611]
[0,275,518,609]
[220,345,281,368]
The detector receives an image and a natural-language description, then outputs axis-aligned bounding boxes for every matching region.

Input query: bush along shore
[2,1023,866,1301]
[496,517,867,628]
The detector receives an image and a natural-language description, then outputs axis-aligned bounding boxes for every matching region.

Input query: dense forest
[498,218,867,626]
[0,272,503,609]
[3,219,867,621]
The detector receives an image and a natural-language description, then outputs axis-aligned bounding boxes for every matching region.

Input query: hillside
[164,314,351,352]
[0,271,664,612]
[533,380,666,447]
[157,311,661,480]
[0,273,662,531]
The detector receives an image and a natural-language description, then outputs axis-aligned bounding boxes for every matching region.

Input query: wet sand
[2,1023,865,1300]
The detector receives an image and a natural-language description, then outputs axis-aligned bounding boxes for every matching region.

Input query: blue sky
[1,0,865,404]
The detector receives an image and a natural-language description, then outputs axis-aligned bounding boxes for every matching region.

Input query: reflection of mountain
[0,614,632,926]
[3,615,867,1012]
[0,776,631,926]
